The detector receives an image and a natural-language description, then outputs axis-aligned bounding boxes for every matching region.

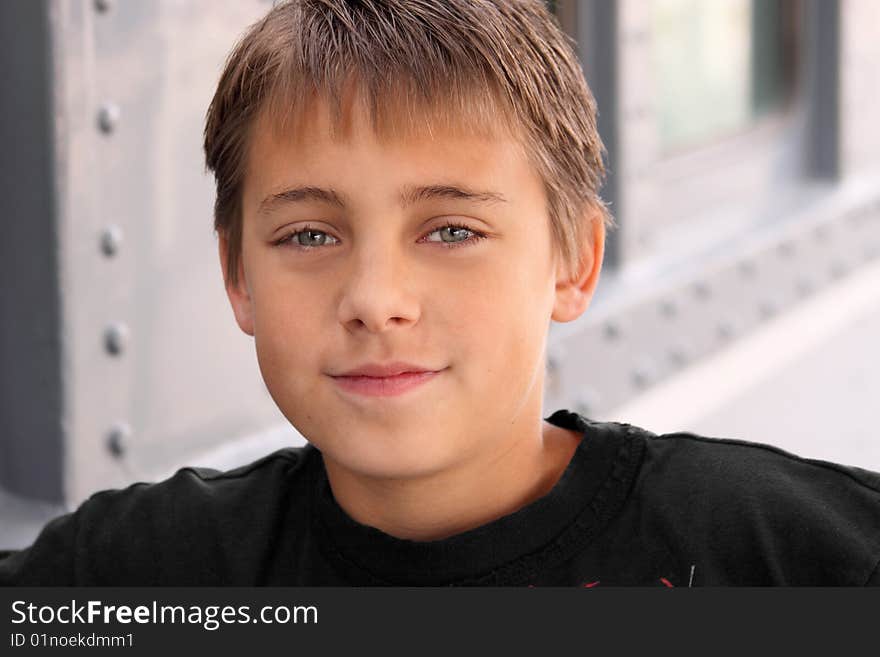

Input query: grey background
[1,0,878,549]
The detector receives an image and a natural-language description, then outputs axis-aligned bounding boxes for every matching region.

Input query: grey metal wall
[0,0,64,503]
[1,0,293,511]
[544,0,880,470]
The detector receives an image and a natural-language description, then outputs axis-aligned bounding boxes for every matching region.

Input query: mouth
[329,368,446,398]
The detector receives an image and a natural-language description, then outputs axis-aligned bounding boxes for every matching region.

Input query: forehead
[245,86,535,191]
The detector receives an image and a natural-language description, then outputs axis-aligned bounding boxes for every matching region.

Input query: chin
[328,439,454,481]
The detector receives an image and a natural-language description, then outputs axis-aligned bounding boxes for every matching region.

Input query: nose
[336,243,420,333]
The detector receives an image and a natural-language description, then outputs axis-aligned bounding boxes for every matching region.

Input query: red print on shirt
[527,576,678,587]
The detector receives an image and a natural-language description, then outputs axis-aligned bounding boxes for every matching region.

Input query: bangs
[251,0,527,143]
[260,59,520,147]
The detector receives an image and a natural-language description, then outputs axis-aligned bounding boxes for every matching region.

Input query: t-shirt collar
[312,409,639,585]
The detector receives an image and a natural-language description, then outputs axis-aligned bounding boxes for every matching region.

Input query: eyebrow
[258,186,345,215]
[399,184,507,207]
[257,183,507,216]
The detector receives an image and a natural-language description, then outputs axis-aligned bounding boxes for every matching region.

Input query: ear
[218,233,255,336]
[551,209,605,323]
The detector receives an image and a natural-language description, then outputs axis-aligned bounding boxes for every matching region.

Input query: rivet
[659,299,677,319]
[97,103,121,134]
[795,278,815,297]
[738,260,756,278]
[776,241,795,258]
[602,321,621,341]
[94,0,113,13]
[574,388,600,418]
[668,345,688,367]
[546,355,561,395]
[692,281,711,301]
[106,423,130,458]
[104,322,129,356]
[758,301,777,319]
[631,360,656,389]
[631,370,649,389]
[100,225,123,256]
[717,320,735,340]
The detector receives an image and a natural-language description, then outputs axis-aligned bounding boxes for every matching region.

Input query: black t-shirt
[2,409,879,586]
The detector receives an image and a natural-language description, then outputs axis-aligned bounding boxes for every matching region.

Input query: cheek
[444,260,548,372]
[249,275,325,392]
[251,299,331,436]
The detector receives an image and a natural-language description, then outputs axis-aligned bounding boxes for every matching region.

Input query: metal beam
[0,0,64,502]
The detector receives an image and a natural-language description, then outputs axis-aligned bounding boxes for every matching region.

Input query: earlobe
[551,212,605,323]
[218,234,255,337]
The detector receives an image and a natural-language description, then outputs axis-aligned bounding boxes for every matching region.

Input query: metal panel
[0,0,300,508]
[573,0,621,269]
[53,0,292,503]
[804,0,840,179]
[608,255,880,471]
[545,184,880,419]
[545,0,880,430]
[840,0,880,175]
[0,0,64,502]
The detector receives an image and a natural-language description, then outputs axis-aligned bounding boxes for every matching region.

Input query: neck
[321,418,581,542]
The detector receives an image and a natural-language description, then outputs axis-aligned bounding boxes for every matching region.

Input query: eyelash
[271,223,488,252]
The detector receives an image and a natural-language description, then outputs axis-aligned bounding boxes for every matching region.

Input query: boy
[2,0,879,586]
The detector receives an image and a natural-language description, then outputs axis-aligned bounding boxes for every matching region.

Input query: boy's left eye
[421,224,487,248]
[276,227,339,249]
[290,228,338,248]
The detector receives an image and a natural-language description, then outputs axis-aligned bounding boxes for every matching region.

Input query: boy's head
[203,0,609,480]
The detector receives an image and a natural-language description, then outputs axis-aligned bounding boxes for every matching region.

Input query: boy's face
[222,96,603,481]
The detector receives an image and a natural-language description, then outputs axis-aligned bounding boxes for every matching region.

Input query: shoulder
[83,445,316,523]
[638,428,880,508]
[143,444,315,499]
[87,444,318,538]
[622,423,880,584]
[1,445,320,585]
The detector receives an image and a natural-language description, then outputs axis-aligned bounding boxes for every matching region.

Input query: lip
[330,368,446,397]
[335,361,438,377]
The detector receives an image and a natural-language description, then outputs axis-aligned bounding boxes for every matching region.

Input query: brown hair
[204,0,611,286]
